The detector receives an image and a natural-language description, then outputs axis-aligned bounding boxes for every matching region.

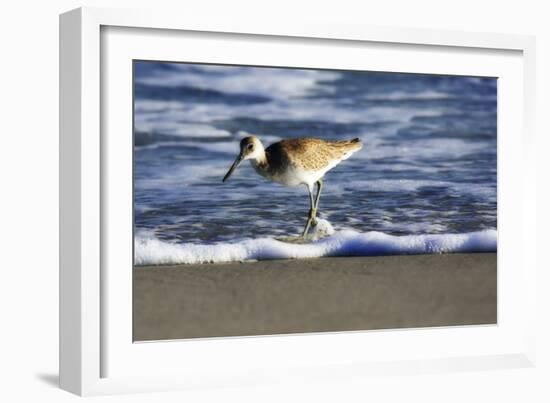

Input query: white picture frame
[59,6,537,396]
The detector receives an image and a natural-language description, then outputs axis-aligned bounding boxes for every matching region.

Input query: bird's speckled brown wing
[266,138,362,172]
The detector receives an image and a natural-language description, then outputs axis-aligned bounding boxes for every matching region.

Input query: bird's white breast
[251,158,344,188]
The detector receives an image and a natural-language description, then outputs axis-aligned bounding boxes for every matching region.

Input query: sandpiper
[223,136,363,238]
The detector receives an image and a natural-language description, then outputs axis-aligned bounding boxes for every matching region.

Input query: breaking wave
[134,228,496,266]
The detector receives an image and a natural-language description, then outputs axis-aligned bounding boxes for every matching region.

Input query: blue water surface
[133,61,497,244]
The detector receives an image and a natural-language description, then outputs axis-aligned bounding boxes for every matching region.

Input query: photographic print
[133,61,497,341]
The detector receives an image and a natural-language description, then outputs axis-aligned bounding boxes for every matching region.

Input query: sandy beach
[133,253,496,341]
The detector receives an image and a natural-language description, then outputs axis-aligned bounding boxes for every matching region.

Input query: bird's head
[223,136,264,182]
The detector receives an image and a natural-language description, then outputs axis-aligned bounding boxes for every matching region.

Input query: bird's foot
[302,219,313,239]
[276,235,310,244]
[275,235,311,245]
[308,209,318,224]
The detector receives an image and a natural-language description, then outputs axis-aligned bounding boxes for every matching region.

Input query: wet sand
[133,253,496,341]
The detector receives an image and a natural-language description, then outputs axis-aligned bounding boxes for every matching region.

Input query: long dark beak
[222,153,244,182]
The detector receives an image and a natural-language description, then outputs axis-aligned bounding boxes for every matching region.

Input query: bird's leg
[311,180,323,226]
[302,185,316,238]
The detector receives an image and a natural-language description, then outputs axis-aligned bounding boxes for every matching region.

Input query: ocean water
[133,61,497,265]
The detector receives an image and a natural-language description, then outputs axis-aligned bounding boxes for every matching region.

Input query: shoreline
[134,253,496,341]
[134,229,497,266]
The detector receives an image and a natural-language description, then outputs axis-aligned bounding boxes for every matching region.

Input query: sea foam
[134,228,497,266]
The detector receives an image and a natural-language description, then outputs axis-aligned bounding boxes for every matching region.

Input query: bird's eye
[247,144,254,150]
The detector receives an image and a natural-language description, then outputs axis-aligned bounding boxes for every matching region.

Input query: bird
[222,136,363,239]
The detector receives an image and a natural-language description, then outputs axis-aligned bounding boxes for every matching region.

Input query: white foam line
[134,229,496,266]
[136,66,340,99]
